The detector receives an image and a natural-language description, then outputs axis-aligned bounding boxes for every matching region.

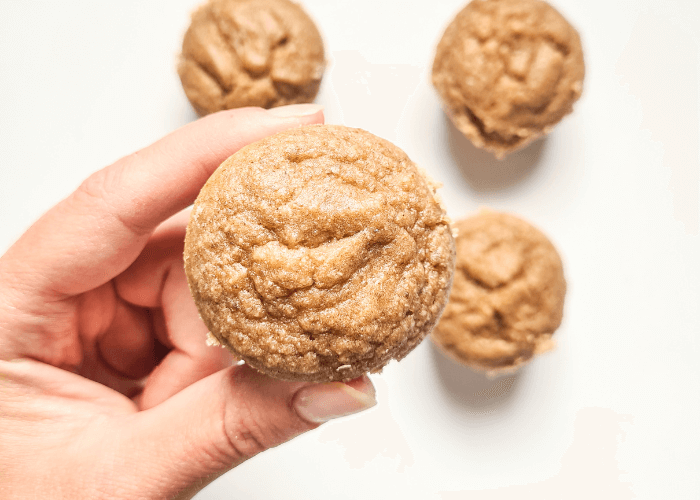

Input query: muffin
[432,210,565,373]
[184,125,455,381]
[432,0,585,158]
[178,0,325,115]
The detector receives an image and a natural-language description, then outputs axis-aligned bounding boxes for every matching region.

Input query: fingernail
[267,103,324,118]
[294,379,377,424]
[345,374,376,400]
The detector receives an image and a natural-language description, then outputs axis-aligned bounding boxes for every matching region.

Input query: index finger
[0,105,324,299]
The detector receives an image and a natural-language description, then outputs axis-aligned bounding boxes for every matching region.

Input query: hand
[0,105,376,500]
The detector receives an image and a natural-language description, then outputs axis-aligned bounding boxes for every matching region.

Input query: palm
[0,214,234,497]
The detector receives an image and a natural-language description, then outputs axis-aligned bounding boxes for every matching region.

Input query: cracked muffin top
[432,210,565,374]
[432,0,584,158]
[178,0,325,115]
[184,125,455,381]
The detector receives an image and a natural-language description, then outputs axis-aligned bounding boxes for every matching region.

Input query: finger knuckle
[221,410,269,462]
[73,159,151,237]
[75,165,122,206]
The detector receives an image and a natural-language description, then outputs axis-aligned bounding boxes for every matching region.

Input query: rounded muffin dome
[432,210,566,373]
[178,0,325,115]
[185,125,455,381]
[432,0,585,157]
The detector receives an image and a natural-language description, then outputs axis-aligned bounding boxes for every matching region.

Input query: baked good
[184,125,455,381]
[432,210,565,373]
[432,0,585,158]
[178,0,325,115]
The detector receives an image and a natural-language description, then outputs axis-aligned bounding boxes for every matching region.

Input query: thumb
[125,364,376,499]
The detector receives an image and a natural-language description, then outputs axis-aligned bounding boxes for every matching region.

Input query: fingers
[111,217,233,408]
[113,209,190,309]
[0,105,324,300]
[127,365,376,499]
[76,282,155,395]
[137,264,234,409]
[96,298,156,380]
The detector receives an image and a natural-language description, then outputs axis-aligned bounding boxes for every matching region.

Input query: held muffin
[184,125,455,381]
[178,0,325,115]
[432,210,566,373]
[432,0,585,158]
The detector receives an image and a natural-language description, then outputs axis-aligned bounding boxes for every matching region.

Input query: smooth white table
[1,0,698,498]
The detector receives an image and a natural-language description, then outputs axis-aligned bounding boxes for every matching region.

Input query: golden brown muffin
[178,0,325,115]
[432,210,565,373]
[184,125,455,381]
[432,0,585,158]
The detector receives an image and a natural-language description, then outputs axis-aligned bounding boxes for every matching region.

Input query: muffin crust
[432,0,585,157]
[185,125,455,381]
[432,211,565,373]
[178,0,325,115]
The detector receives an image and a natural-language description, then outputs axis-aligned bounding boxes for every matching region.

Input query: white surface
[1,0,698,498]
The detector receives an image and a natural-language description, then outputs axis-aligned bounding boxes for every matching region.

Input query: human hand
[0,104,376,500]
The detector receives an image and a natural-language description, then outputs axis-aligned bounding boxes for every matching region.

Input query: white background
[1,0,698,498]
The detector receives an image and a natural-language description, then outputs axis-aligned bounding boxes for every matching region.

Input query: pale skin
[0,104,376,500]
